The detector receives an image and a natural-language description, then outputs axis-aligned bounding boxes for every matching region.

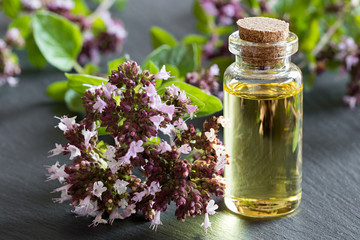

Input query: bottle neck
[235,56,291,74]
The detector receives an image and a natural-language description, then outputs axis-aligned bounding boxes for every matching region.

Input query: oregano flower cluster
[46,61,230,232]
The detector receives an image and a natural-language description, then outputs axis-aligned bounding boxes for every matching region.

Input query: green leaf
[193,0,209,23]
[25,33,47,68]
[150,26,178,49]
[181,34,208,45]
[196,22,211,34]
[66,73,108,94]
[215,25,235,35]
[164,64,180,78]
[9,14,31,38]
[210,57,234,81]
[108,57,126,74]
[116,0,129,11]
[64,89,85,113]
[98,127,110,136]
[301,19,319,52]
[158,82,222,117]
[1,0,21,18]
[32,11,83,71]
[72,0,90,15]
[46,80,68,102]
[142,44,197,77]
[83,63,100,75]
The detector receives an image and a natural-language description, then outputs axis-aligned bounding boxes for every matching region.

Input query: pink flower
[174,118,188,130]
[72,195,97,216]
[149,211,163,231]
[55,116,77,132]
[82,128,97,147]
[149,115,164,130]
[48,143,64,157]
[67,145,81,160]
[148,181,161,196]
[222,4,236,17]
[157,103,175,120]
[154,65,172,80]
[144,83,157,97]
[201,213,211,233]
[186,104,198,118]
[157,141,172,153]
[215,152,227,171]
[177,90,188,102]
[92,181,107,199]
[177,144,192,154]
[114,179,128,195]
[93,96,107,113]
[209,64,220,76]
[109,208,122,225]
[45,161,68,183]
[132,190,147,202]
[160,124,175,136]
[89,211,107,227]
[166,84,180,96]
[103,82,117,99]
[119,198,128,209]
[108,158,121,174]
[120,204,136,219]
[201,1,218,16]
[205,128,216,142]
[127,140,144,158]
[51,184,72,203]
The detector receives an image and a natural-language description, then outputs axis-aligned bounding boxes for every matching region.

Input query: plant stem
[73,61,84,73]
[311,13,344,56]
[87,0,116,22]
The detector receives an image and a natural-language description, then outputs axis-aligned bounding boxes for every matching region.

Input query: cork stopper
[236,17,290,66]
[237,17,289,43]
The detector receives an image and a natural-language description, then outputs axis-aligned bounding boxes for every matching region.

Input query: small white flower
[51,184,72,203]
[93,96,107,113]
[82,128,97,147]
[154,65,173,80]
[177,144,192,154]
[160,124,174,137]
[148,181,161,196]
[92,181,107,199]
[108,158,121,174]
[177,90,188,102]
[173,118,188,130]
[45,161,68,183]
[217,116,231,128]
[132,190,147,202]
[119,198,128,209]
[120,204,136,219]
[104,145,116,161]
[114,179,128,195]
[166,84,180,96]
[149,211,163,231]
[205,128,216,142]
[157,141,172,153]
[48,143,64,157]
[209,64,220,76]
[72,195,98,217]
[109,207,121,225]
[55,116,77,132]
[149,115,164,130]
[201,200,218,233]
[89,211,107,227]
[67,145,81,160]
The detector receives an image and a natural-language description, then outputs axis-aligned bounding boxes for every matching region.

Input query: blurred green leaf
[32,11,83,71]
[83,63,100,75]
[181,34,208,45]
[165,64,180,78]
[193,0,209,23]
[150,26,178,49]
[196,22,211,34]
[108,57,126,74]
[9,14,31,38]
[116,0,129,10]
[301,19,320,52]
[72,0,90,15]
[158,82,222,117]
[66,73,107,94]
[46,80,68,102]
[142,44,197,77]
[1,0,21,18]
[25,33,47,68]
[65,89,85,113]
[215,25,234,35]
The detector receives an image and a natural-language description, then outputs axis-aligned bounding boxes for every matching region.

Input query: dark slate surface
[1,0,360,239]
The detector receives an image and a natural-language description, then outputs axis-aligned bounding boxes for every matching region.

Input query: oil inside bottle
[224,80,303,217]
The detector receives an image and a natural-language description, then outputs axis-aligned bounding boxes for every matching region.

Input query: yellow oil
[224,81,303,218]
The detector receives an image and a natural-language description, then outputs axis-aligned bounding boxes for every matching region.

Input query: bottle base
[224,193,301,218]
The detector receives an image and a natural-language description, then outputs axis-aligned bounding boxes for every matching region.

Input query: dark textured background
[1,0,360,239]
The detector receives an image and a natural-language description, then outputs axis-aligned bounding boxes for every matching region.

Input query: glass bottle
[224,28,303,217]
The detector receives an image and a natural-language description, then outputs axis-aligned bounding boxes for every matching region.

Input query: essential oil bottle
[224,17,303,217]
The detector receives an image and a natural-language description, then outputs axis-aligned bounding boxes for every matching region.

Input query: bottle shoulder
[224,62,302,100]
